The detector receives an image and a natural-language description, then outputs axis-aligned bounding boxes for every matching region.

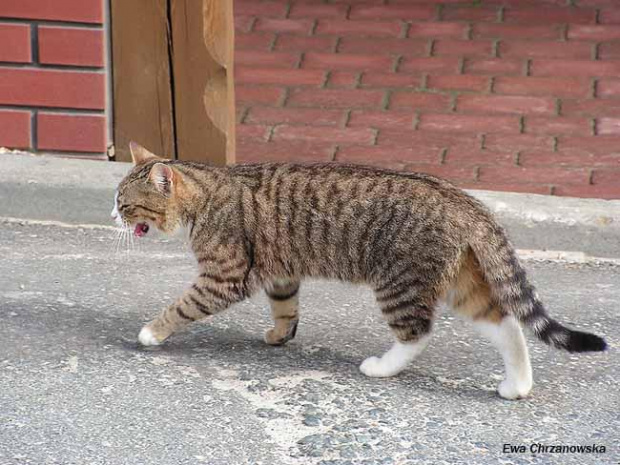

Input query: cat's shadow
[118,325,499,402]
[5,300,499,401]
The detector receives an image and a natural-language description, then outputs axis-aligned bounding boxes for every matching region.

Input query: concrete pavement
[0,221,618,465]
[0,153,618,464]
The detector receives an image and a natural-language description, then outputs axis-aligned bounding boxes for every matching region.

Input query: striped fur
[118,144,606,398]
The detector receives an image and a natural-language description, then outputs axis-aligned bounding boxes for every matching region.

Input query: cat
[112,142,607,400]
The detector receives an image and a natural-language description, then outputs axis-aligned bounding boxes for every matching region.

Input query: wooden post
[169,0,235,165]
[110,0,176,162]
[110,0,235,165]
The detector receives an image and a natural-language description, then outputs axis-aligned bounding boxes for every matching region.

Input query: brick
[315,20,401,38]
[599,42,620,60]
[235,50,299,68]
[336,145,441,170]
[303,52,394,72]
[246,107,344,127]
[553,184,620,199]
[444,149,515,165]
[336,146,440,169]
[350,5,435,21]
[235,0,287,18]
[519,149,620,167]
[236,85,284,106]
[576,0,620,5]
[254,18,314,35]
[236,67,325,86]
[591,169,620,186]
[472,23,562,40]
[348,110,414,129]
[37,112,105,153]
[235,16,255,33]
[0,0,102,23]
[289,3,349,19]
[236,139,335,163]
[390,92,451,111]
[597,79,620,98]
[562,99,620,117]
[457,95,556,115]
[408,22,467,39]
[531,59,620,78]
[504,7,596,25]
[274,35,335,52]
[494,76,591,98]
[287,88,385,109]
[236,32,274,51]
[442,5,499,21]
[597,8,620,24]
[0,68,104,110]
[484,134,554,151]
[330,0,384,3]
[338,37,427,55]
[326,71,359,88]
[38,26,104,67]
[376,130,481,150]
[404,163,477,182]
[0,23,30,63]
[419,114,520,134]
[237,124,271,140]
[597,118,620,135]
[499,41,592,60]
[464,58,524,76]
[568,25,620,41]
[433,40,493,58]
[525,117,593,136]
[272,125,376,144]
[0,109,31,149]
[462,181,553,195]
[478,165,588,185]
[362,73,421,89]
[427,75,489,92]
[399,57,460,74]
[557,135,620,153]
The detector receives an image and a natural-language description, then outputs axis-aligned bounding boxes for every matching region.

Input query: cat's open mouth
[134,222,150,237]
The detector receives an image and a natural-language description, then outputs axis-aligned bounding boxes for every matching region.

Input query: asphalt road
[0,220,618,465]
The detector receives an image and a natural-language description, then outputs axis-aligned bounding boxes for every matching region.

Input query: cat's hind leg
[360,284,436,378]
[473,316,532,400]
[264,278,300,346]
[449,250,532,399]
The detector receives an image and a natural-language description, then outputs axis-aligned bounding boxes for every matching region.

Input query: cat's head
[111,142,185,237]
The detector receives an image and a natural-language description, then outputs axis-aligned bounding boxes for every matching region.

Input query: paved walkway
[0,221,617,465]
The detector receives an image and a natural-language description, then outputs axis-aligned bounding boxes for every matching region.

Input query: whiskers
[113,220,137,254]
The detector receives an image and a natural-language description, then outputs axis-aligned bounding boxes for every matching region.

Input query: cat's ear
[148,163,174,196]
[129,141,161,165]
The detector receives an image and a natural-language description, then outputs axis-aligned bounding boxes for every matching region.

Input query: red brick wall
[0,0,618,199]
[235,0,620,199]
[0,0,107,158]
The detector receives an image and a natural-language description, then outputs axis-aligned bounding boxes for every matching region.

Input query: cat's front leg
[264,278,301,346]
[138,275,247,346]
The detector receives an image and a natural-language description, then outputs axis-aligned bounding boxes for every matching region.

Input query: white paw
[498,379,532,400]
[138,326,161,346]
[359,356,399,378]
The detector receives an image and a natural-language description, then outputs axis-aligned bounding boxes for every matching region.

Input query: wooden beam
[109,0,176,162]
[109,0,235,164]
[170,0,235,165]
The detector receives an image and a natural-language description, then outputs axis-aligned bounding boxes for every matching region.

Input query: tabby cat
[112,142,607,400]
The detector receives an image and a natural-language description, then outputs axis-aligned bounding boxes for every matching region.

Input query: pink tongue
[134,223,149,237]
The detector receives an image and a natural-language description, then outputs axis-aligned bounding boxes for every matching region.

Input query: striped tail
[470,224,607,353]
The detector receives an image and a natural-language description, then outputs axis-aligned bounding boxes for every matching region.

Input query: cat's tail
[469,224,607,353]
